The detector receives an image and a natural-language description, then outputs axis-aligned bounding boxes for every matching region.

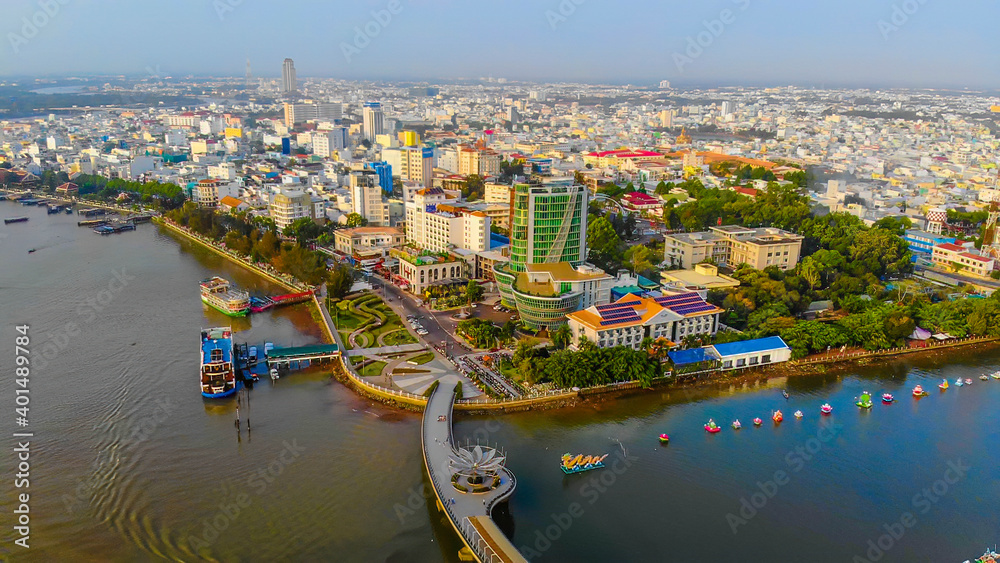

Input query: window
[736,358,746,367]
[762,354,771,363]
[723,360,733,369]
[749,356,759,365]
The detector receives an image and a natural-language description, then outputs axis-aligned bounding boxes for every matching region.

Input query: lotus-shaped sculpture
[449,445,506,478]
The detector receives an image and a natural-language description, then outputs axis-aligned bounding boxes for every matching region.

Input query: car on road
[417,329,429,336]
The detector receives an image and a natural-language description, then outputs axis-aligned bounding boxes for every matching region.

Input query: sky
[2,0,998,89]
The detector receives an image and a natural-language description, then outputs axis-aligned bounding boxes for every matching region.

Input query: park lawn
[408,351,435,365]
[383,329,418,346]
[332,301,370,331]
[339,331,354,350]
[357,360,387,377]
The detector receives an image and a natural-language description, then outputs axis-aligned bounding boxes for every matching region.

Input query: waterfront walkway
[421,382,525,563]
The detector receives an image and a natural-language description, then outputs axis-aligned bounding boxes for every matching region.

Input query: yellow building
[664,226,804,271]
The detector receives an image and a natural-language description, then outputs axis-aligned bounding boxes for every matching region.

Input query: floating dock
[94,222,136,234]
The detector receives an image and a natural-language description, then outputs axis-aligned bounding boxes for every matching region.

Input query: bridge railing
[461,517,503,563]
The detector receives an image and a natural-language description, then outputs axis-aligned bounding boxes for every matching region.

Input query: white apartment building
[269,187,313,230]
[404,187,490,252]
[384,145,434,187]
[208,163,237,181]
[350,170,389,226]
[196,179,240,209]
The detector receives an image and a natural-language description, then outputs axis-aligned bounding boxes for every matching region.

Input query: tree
[465,280,484,304]
[283,217,321,246]
[345,213,367,227]
[586,216,623,271]
[464,174,486,201]
[552,324,572,349]
[327,264,354,299]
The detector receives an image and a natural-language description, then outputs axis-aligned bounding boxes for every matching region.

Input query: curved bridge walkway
[422,383,526,563]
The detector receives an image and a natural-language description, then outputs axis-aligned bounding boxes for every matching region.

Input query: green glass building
[495,180,609,330]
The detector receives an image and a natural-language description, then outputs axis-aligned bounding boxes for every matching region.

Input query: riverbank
[153,212,1000,415]
[154,217,305,293]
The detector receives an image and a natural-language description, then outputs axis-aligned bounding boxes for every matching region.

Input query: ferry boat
[200,277,250,317]
[200,327,241,398]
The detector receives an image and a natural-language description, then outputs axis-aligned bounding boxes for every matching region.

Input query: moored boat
[4,217,29,224]
[200,327,241,398]
[200,276,250,317]
[882,393,894,404]
[856,392,873,409]
[980,375,989,381]
[560,453,608,474]
[772,410,783,423]
[964,378,972,385]
[820,403,834,415]
[955,378,964,387]
[913,385,928,397]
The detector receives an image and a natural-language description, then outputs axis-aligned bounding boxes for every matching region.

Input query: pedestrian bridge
[421,383,526,563]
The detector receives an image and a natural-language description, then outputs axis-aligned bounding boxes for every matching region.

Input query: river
[0,201,996,562]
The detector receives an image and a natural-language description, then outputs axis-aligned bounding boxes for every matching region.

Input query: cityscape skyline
[2,0,999,89]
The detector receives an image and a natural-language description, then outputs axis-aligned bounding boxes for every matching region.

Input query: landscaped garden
[329,292,418,349]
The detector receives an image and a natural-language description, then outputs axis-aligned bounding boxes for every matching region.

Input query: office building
[493,180,611,330]
[932,243,996,278]
[458,144,502,177]
[333,226,404,259]
[195,179,240,209]
[365,161,393,195]
[363,102,384,141]
[664,226,804,271]
[281,58,296,93]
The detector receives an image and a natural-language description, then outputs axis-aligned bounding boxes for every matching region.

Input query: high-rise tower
[281,58,296,93]
[362,102,384,141]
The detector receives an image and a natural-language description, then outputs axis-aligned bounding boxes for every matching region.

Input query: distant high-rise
[826,180,840,199]
[281,58,297,93]
[362,102,384,141]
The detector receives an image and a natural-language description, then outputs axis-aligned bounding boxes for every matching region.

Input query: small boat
[782,390,789,399]
[732,420,742,430]
[980,375,989,381]
[753,418,763,426]
[856,392,873,409]
[793,410,803,419]
[561,453,609,475]
[964,378,972,385]
[882,393,895,404]
[658,434,669,444]
[820,403,833,415]
[705,419,722,433]
[955,378,964,387]
[27,249,35,254]
[913,385,928,397]
[4,217,29,224]
[992,372,1000,380]
[772,410,783,423]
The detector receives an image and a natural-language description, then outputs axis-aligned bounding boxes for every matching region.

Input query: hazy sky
[2,0,998,88]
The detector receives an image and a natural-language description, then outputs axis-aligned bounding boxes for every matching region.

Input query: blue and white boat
[200,327,241,398]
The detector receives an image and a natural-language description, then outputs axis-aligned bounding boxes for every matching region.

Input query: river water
[0,201,997,562]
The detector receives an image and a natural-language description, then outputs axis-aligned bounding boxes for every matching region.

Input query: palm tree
[553,324,572,349]
[639,336,654,352]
